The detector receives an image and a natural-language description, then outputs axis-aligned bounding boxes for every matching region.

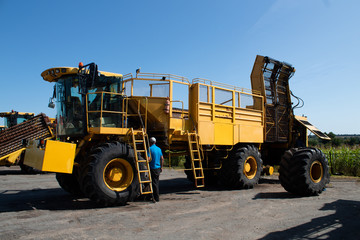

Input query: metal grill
[263,57,294,143]
[0,114,53,159]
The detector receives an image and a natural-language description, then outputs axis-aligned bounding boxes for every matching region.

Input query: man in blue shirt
[149,137,164,202]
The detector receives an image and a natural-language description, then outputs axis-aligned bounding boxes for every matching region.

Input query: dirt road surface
[1,167,360,240]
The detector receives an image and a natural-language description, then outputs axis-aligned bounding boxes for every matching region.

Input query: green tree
[332,137,343,147]
[347,137,360,146]
[308,137,319,147]
[327,132,336,139]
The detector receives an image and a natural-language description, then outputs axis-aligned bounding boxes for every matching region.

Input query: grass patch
[163,155,186,169]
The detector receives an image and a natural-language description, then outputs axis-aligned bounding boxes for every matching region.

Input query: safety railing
[171,100,188,118]
[86,91,150,132]
[197,102,263,124]
[123,97,148,130]
[86,91,127,129]
[124,72,189,83]
[193,78,261,95]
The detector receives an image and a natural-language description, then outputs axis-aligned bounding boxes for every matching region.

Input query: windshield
[4,115,32,128]
[56,75,84,136]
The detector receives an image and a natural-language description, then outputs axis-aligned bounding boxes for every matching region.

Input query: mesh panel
[263,58,293,142]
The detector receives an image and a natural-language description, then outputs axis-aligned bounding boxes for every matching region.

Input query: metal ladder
[187,132,205,188]
[130,128,153,195]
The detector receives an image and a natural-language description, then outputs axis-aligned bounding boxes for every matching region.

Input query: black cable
[291,90,304,110]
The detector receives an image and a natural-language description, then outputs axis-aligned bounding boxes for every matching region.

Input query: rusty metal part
[0,114,53,159]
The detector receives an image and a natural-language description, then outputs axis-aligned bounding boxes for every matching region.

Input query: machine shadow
[259,177,280,184]
[0,168,25,175]
[160,175,284,194]
[258,199,360,240]
[252,191,299,200]
[160,177,196,194]
[0,167,49,175]
[0,177,196,213]
[0,175,295,213]
[0,188,101,213]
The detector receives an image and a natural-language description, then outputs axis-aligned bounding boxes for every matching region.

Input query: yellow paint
[89,127,130,135]
[239,125,264,143]
[295,115,330,140]
[24,140,76,173]
[244,163,251,172]
[250,55,266,100]
[170,118,186,131]
[192,82,264,145]
[262,165,274,176]
[267,166,274,175]
[0,148,25,166]
[243,156,257,179]
[0,112,34,117]
[214,123,233,145]
[41,67,122,82]
[109,168,122,182]
[103,158,134,191]
[197,121,214,145]
[310,160,323,183]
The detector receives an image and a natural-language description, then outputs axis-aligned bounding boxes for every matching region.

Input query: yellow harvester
[0,111,53,173]
[23,56,330,206]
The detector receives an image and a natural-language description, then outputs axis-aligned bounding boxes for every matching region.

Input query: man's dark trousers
[150,168,161,201]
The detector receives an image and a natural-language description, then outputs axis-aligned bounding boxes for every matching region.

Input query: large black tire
[56,156,85,197]
[18,151,42,174]
[19,163,42,174]
[56,170,84,197]
[81,142,140,206]
[279,147,330,196]
[220,145,262,189]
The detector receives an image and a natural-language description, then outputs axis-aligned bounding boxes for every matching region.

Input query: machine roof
[41,67,123,82]
[0,112,34,117]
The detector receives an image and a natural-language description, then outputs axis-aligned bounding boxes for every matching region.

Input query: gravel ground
[0,166,360,240]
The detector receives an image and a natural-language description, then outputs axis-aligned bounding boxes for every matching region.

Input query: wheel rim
[243,156,258,179]
[310,160,323,183]
[103,158,134,191]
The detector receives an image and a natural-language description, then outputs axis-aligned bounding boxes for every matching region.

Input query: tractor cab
[0,111,34,128]
[42,63,123,138]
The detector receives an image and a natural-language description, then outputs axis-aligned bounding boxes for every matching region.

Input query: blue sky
[0,0,359,134]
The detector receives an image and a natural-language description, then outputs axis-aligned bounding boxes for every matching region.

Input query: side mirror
[48,86,56,108]
[48,98,55,109]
